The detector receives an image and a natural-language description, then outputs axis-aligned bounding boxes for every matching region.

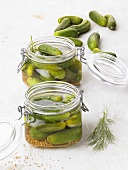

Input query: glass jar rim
[24,81,81,115]
[26,36,76,64]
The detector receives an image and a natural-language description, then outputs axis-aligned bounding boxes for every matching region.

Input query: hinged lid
[0,117,22,160]
[83,52,128,85]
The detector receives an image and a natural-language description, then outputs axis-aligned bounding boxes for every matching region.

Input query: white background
[0,0,128,169]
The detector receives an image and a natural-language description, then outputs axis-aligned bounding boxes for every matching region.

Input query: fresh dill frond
[30,36,37,53]
[86,108,116,151]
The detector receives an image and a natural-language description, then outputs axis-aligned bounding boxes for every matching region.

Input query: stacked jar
[17,36,87,148]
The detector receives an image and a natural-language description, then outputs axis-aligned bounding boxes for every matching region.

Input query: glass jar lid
[85,52,128,85]
[0,117,22,160]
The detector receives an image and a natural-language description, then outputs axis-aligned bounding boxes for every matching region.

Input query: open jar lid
[0,117,22,160]
[83,52,128,85]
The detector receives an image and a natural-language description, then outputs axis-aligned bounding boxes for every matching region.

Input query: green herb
[30,36,37,53]
[86,108,116,151]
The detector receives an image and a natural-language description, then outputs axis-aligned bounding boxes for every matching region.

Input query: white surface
[0,0,128,169]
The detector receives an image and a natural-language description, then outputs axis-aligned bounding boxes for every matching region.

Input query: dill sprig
[30,36,37,53]
[86,108,116,151]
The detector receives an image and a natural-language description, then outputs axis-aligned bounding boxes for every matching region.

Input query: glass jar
[0,81,88,160]
[23,81,88,148]
[18,36,84,87]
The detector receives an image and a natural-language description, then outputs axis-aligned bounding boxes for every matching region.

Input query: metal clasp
[17,106,29,125]
[80,90,89,112]
[76,47,87,64]
[17,48,27,73]
[76,47,85,57]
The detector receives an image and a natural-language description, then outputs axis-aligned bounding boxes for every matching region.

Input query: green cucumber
[89,10,107,27]
[32,62,58,70]
[58,16,83,25]
[27,77,42,86]
[35,122,66,133]
[49,95,62,102]
[30,112,71,122]
[64,68,76,80]
[55,18,71,32]
[69,20,91,34]
[93,48,117,57]
[70,58,82,73]
[66,113,82,127]
[58,57,75,68]
[47,127,82,145]
[29,128,51,140]
[38,44,62,56]
[87,32,100,51]
[54,28,78,38]
[74,70,82,82]
[104,14,117,30]
[67,37,83,47]
[49,67,65,79]
[93,48,102,53]
[27,64,35,77]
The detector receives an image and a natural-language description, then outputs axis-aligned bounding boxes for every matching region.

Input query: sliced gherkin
[49,95,62,102]
[49,67,65,79]
[66,112,82,127]
[62,94,75,103]
[27,64,35,77]
[27,77,42,86]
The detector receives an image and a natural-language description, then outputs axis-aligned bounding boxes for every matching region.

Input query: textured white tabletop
[0,0,128,169]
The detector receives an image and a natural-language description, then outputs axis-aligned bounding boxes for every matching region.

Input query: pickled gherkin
[47,127,82,145]
[29,128,52,140]
[66,112,82,127]
[27,77,42,87]
[38,44,62,56]
[49,67,65,80]
[34,122,66,133]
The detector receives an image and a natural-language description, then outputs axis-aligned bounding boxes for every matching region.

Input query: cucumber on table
[58,16,83,25]
[87,32,100,51]
[54,17,71,32]
[104,14,117,30]
[89,10,107,27]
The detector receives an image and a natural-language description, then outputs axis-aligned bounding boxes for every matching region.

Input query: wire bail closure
[76,46,87,64]
[17,106,29,125]
[17,48,27,73]
[80,90,89,112]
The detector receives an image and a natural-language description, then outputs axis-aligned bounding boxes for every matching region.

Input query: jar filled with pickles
[21,81,88,148]
[18,36,84,86]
